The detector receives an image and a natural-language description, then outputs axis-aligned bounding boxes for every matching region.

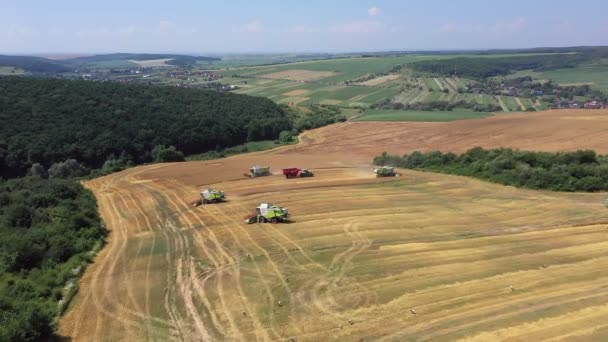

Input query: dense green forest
[410,52,603,79]
[0,55,70,73]
[0,176,106,341]
[0,76,294,178]
[374,148,608,192]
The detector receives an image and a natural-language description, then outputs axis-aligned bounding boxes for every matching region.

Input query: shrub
[278,130,293,143]
[27,163,48,179]
[151,145,185,163]
[48,159,88,179]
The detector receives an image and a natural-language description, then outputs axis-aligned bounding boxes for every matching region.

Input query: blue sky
[2,0,608,54]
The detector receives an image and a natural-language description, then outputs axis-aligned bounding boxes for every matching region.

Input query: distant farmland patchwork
[220,55,545,111]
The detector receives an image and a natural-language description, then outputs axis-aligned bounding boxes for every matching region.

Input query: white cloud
[332,21,387,33]
[242,20,264,33]
[368,6,382,17]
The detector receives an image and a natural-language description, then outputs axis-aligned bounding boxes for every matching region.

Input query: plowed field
[60,110,608,341]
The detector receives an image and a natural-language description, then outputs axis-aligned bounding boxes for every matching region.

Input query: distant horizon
[6,45,608,59]
[3,0,608,54]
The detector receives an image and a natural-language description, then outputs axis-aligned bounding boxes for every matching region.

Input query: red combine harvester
[282,168,314,179]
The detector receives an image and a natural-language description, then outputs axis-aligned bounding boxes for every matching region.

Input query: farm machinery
[191,188,225,207]
[282,167,314,179]
[245,165,271,178]
[374,166,396,177]
[244,203,289,224]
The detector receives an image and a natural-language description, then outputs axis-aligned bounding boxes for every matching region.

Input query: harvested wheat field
[358,74,400,86]
[60,110,608,341]
[261,69,337,81]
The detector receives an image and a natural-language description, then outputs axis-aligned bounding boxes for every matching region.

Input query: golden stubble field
[59,110,608,341]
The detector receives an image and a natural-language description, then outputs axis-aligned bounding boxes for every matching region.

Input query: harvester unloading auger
[374,166,397,177]
[244,203,289,224]
[191,188,225,207]
[245,165,271,178]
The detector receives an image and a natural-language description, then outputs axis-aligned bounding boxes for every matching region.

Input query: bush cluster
[374,148,608,192]
[0,176,106,340]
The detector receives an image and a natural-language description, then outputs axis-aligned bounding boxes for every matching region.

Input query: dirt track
[60,110,608,341]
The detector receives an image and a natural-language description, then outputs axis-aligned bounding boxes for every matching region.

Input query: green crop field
[221,55,443,83]
[213,54,583,110]
[356,109,490,122]
[542,66,608,92]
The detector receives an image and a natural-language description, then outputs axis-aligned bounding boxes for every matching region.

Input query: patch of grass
[543,66,608,92]
[356,109,490,122]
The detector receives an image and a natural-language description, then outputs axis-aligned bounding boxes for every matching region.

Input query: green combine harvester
[245,165,271,178]
[192,188,225,206]
[244,203,289,224]
[374,166,396,177]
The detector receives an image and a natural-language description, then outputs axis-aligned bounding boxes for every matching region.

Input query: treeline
[0,76,294,178]
[0,176,106,341]
[289,104,346,131]
[374,99,502,112]
[0,55,70,73]
[374,148,608,192]
[410,54,596,79]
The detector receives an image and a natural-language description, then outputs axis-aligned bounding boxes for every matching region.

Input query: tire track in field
[307,220,373,321]
[177,211,245,341]
[147,197,189,341]
[96,188,144,339]
[123,191,156,338]
[372,258,608,341]
[424,282,608,341]
[148,188,210,340]
[68,180,168,340]
[144,183,198,340]
[87,180,173,340]
[205,203,288,339]
[156,184,257,341]
[460,302,608,341]
[65,166,176,340]
[231,201,326,272]
[113,193,146,315]
[156,184,252,340]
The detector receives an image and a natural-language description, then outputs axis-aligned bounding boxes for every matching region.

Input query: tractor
[374,166,396,177]
[191,188,225,207]
[244,203,289,224]
[282,168,314,179]
[245,165,271,178]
